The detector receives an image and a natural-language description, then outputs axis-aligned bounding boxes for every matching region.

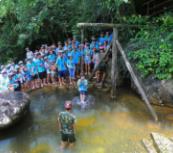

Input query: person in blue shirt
[84,45,93,75]
[31,59,39,89]
[72,46,81,77]
[48,50,56,64]
[56,51,67,87]
[35,53,46,88]
[67,54,76,86]
[23,66,32,89]
[78,44,84,73]
[98,32,105,46]
[90,36,99,50]
[26,59,37,90]
[77,75,88,104]
[104,32,109,42]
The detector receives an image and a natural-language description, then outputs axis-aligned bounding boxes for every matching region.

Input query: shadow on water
[0,86,173,153]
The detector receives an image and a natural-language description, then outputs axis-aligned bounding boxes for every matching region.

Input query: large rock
[142,133,173,153]
[131,75,173,105]
[151,132,173,153]
[0,92,30,129]
[158,80,173,104]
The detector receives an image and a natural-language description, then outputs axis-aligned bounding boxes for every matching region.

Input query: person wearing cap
[77,75,88,104]
[58,101,76,149]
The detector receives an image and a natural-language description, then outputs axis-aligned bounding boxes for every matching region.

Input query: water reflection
[0,87,173,153]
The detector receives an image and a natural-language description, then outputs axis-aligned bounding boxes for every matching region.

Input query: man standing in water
[58,101,76,149]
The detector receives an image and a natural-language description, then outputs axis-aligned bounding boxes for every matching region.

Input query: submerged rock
[142,138,157,153]
[151,132,173,153]
[0,92,30,129]
[143,132,173,153]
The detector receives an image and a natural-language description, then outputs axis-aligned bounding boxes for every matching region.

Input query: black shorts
[32,74,39,80]
[61,133,76,143]
[39,71,46,79]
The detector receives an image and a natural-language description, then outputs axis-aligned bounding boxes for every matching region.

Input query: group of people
[0,32,112,93]
[0,32,113,150]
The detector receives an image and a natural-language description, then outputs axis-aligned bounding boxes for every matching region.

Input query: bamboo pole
[116,40,158,121]
[111,28,118,100]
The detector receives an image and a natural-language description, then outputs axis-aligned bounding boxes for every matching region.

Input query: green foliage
[128,14,173,80]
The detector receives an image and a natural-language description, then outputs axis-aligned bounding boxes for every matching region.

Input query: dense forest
[0,0,173,80]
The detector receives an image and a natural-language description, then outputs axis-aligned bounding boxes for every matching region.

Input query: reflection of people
[77,75,88,104]
[58,101,76,149]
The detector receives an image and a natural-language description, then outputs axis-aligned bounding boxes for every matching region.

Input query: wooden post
[116,40,158,121]
[81,28,84,73]
[111,28,118,99]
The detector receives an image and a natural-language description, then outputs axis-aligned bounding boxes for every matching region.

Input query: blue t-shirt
[26,62,32,73]
[77,79,88,92]
[98,37,105,45]
[31,62,38,75]
[35,59,45,73]
[90,41,99,50]
[56,57,67,71]
[72,50,81,64]
[67,59,75,69]
[48,54,56,63]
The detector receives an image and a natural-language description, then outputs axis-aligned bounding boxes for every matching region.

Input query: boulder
[151,132,173,153]
[0,91,30,129]
[158,80,173,105]
[131,75,173,105]
[142,138,157,153]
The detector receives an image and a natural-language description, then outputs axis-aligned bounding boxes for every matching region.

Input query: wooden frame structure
[77,22,158,121]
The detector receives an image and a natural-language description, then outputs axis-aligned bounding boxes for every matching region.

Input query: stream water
[0,87,173,153]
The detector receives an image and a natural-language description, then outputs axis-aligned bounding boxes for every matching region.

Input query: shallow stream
[0,87,173,153]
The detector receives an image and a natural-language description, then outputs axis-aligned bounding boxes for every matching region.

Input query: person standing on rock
[58,101,76,149]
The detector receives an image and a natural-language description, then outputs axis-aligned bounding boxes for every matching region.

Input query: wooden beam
[116,40,158,121]
[111,28,118,100]
[77,23,147,29]
[89,41,112,80]
[77,23,116,28]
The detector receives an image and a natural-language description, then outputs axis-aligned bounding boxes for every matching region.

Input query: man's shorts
[79,90,87,95]
[39,71,46,79]
[32,74,39,80]
[58,70,66,78]
[61,133,76,143]
[69,68,75,79]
